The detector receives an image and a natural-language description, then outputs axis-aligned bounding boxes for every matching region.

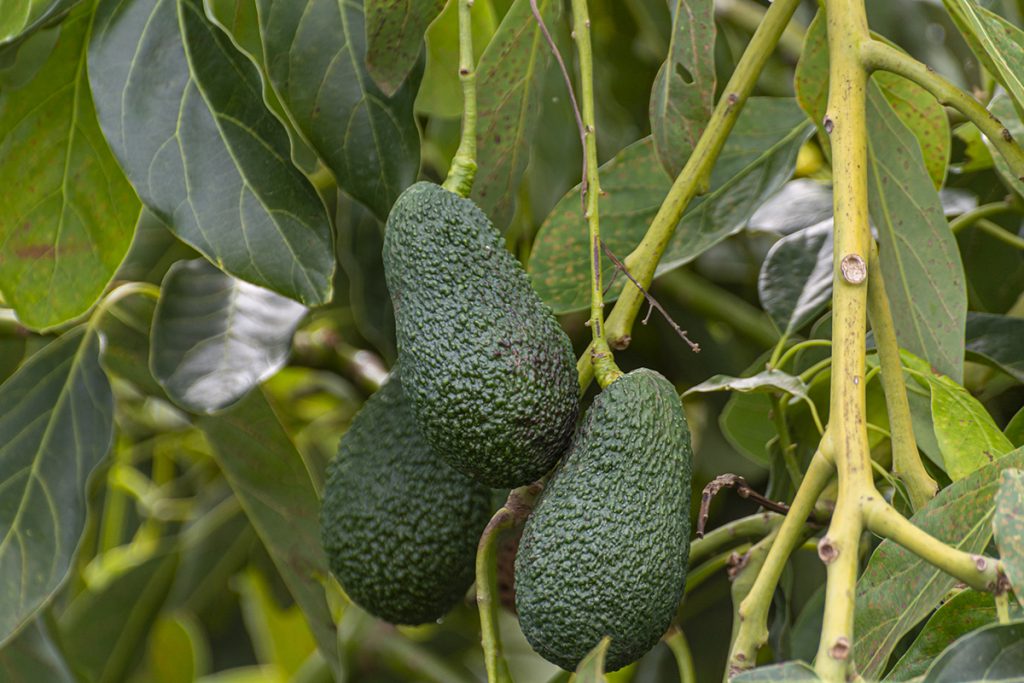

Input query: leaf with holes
[995,470,1024,609]
[470,0,560,230]
[758,221,833,337]
[364,0,444,96]
[151,259,307,414]
[258,0,420,221]
[0,4,140,331]
[0,326,113,645]
[853,446,1024,679]
[649,0,715,178]
[88,0,334,305]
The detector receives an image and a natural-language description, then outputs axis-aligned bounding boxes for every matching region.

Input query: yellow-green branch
[443,0,478,197]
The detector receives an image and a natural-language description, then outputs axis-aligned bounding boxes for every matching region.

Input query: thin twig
[697,474,791,538]
[528,0,588,208]
[600,241,700,352]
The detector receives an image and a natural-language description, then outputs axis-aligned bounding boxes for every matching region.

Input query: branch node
[823,115,834,134]
[840,253,867,284]
[817,537,840,564]
[828,637,851,661]
[972,554,989,572]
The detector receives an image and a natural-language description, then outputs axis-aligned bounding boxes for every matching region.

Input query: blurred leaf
[198,389,340,677]
[0,20,60,87]
[0,326,113,645]
[902,349,1014,481]
[1008,407,1024,448]
[853,446,1024,679]
[258,0,420,221]
[649,0,715,178]
[115,211,198,287]
[571,636,610,682]
[732,662,820,681]
[197,666,285,683]
[965,313,1024,383]
[685,369,810,402]
[89,0,335,305]
[365,0,444,96]
[952,122,994,174]
[886,590,1002,681]
[720,390,775,466]
[236,567,316,675]
[95,292,166,399]
[0,4,140,331]
[987,93,1024,197]
[60,546,178,683]
[943,0,1024,119]
[147,613,210,683]
[416,0,497,118]
[921,621,1024,682]
[470,0,560,230]
[151,259,307,414]
[757,220,833,337]
[747,179,834,236]
[996,470,1024,609]
[793,11,828,141]
[868,85,966,383]
[0,0,72,44]
[0,616,76,682]
[530,98,811,314]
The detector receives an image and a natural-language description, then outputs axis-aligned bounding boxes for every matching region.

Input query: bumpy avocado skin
[514,369,693,672]
[320,373,493,625]
[383,182,579,488]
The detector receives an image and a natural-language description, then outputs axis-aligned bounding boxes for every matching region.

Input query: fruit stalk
[443,0,478,198]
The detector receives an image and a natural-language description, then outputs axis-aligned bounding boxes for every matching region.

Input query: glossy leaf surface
[922,621,1024,682]
[758,221,833,336]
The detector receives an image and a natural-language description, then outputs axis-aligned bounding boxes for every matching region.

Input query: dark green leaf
[60,547,178,683]
[258,0,420,220]
[470,0,560,230]
[572,636,610,682]
[793,11,828,141]
[853,446,1024,679]
[151,259,307,414]
[89,0,335,305]
[943,0,1024,119]
[95,291,166,399]
[886,590,1001,681]
[649,0,715,178]
[198,389,339,676]
[867,85,966,383]
[0,4,140,331]
[965,313,1024,384]
[996,470,1024,609]
[987,93,1024,197]
[732,661,820,681]
[365,0,444,96]
[685,369,810,402]
[0,616,76,682]
[720,390,775,466]
[922,621,1024,682]
[529,98,811,314]
[748,179,834,236]
[0,326,113,645]
[757,221,833,336]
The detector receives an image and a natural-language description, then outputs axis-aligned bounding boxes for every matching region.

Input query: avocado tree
[1,0,1024,681]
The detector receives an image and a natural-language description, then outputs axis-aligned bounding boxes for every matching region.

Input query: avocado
[514,369,693,671]
[383,182,579,488]
[320,371,493,625]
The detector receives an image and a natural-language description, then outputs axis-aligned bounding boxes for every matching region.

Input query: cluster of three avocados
[319,182,694,672]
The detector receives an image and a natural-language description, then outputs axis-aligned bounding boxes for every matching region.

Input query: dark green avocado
[319,371,493,625]
[382,181,579,488]
[514,368,693,672]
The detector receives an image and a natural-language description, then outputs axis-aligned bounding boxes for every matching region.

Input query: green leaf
[0,4,140,331]
[921,621,1024,682]
[757,221,833,336]
[236,567,316,675]
[649,0,715,178]
[0,0,73,48]
[867,84,966,383]
[995,470,1024,609]
[965,313,1024,384]
[198,389,340,677]
[685,369,811,402]
[902,350,1014,481]
[88,0,335,305]
[571,636,610,682]
[147,613,210,683]
[987,93,1024,197]
[1007,406,1024,448]
[470,0,560,230]
[529,98,811,314]
[95,290,167,399]
[720,390,775,466]
[59,546,178,683]
[0,617,76,682]
[364,0,444,97]
[943,0,1024,120]
[853,446,1024,679]
[150,259,308,414]
[886,590,1001,681]
[0,326,113,645]
[793,11,828,141]
[258,0,420,221]
[732,662,820,681]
